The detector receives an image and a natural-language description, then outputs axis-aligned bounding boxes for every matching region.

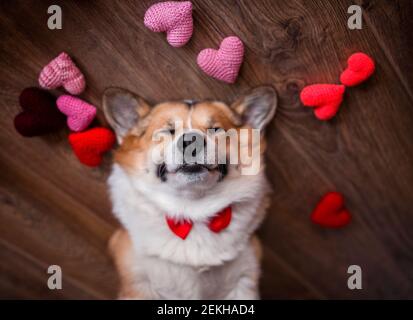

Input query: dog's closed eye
[208,127,223,133]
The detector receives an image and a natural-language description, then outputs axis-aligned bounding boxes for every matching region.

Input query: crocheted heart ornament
[340,52,375,87]
[311,192,351,228]
[300,84,346,120]
[14,87,66,137]
[39,52,85,95]
[166,206,232,239]
[57,95,96,132]
[144,1,193,47]
[69,127,115,167]
[197,36,244,83]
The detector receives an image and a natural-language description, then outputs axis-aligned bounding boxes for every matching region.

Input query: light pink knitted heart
[39,52,86,95]
[144,1,193,47]
[56,95,96,132]
[197,36,244,83]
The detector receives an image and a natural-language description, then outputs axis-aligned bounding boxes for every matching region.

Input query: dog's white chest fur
[108,164,270,299]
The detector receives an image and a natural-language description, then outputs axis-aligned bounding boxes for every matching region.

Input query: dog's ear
[102,87,151,143]
[232,86,278,131]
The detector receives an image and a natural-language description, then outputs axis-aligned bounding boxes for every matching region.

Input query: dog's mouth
[157,163,168,182]
[157,163,228,182]
[177,163,210,174]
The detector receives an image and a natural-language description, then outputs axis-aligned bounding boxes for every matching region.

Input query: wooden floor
[0,0,412,299]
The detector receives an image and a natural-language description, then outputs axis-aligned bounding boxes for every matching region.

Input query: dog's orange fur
[108,229,146,299]
[106,88,275,299]
[114,100,265,173]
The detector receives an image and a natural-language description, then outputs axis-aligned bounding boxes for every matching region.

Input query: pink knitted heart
[39,52,86,95]
[56,95,96,132]
[197,36,244,83]
[144,1,193,47]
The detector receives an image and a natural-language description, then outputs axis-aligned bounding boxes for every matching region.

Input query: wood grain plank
[0,239,96,299]
[0,0,412,299]
[0,170,118,299]
[357,0,413,100]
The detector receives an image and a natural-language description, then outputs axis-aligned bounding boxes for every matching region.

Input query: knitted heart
[69,127,115,167]
[197,36,244,83]
[14,87,66,137]
[144,1,193,47]
[166,206,232,240]
[57,95,96,132]
[311,192,351,228]
[340,52,375,87]
[209,206,232,233]
[39,52,86,95]
[166,218,193,240]
[300,84,346,120]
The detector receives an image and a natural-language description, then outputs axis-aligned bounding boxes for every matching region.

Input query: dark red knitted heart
[68,127,116,167]
[14,87,66,137]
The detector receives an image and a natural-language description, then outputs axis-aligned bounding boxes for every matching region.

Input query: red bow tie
[166,206,232,240]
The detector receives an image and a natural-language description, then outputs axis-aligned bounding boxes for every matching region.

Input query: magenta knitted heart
[197,36,244,83]
[39,52,86,95]
[144,1,193,47]
[57,95,96,132]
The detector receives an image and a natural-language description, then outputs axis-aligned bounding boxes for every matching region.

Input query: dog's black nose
[183,99,198,107]
[177,132,206,156]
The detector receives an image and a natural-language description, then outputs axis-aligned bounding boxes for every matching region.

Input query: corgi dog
[103,86,277,299]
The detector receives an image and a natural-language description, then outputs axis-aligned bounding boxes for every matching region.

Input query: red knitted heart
[166,218,193,240]
[68,127,115,167]
[300,84,346,120]
[340,52,375,87]
[311,192,351,228]
[14,87,66,137]
[208,206,232,233]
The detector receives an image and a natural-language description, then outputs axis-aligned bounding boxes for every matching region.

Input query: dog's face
[103,86,277,197]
